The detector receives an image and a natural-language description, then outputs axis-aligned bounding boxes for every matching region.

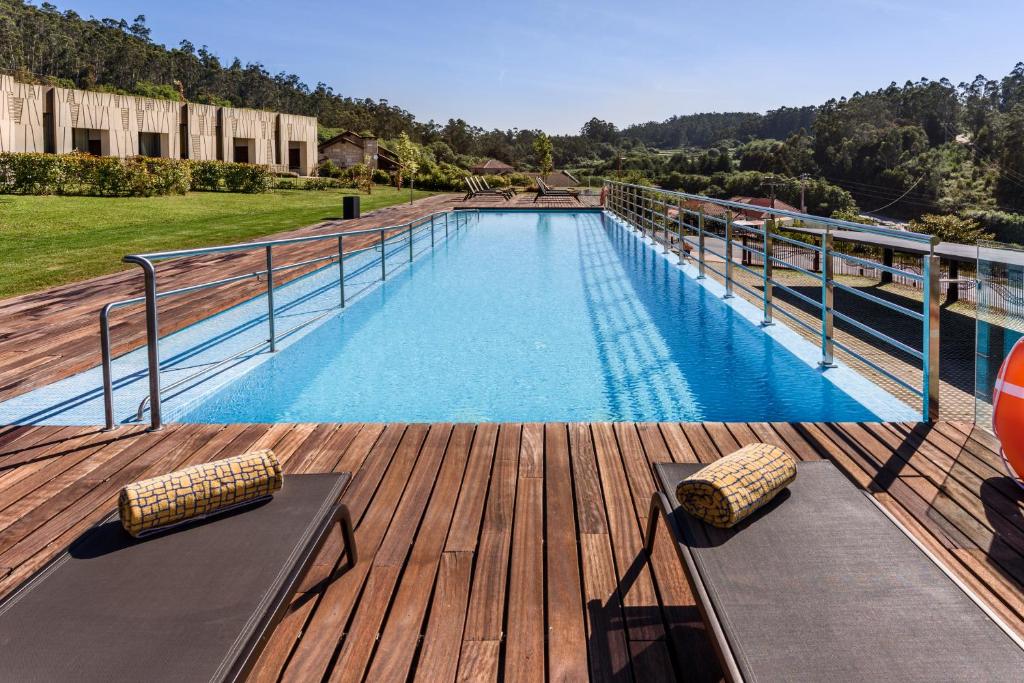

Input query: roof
[318,130,377,151]
[728,196,801,220]
[471,158,514,171]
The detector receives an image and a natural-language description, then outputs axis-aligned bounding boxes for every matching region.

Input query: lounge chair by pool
[534,178,580,202]
[646,460,1024,681]
[0,473,356,682]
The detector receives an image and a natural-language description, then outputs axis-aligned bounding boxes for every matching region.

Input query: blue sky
[54,0,1024,134]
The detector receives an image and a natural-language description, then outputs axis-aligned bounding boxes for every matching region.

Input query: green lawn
[0,185,436,298]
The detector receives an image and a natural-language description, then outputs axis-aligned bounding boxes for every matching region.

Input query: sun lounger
[645,460,1024,682]
[478,176,515,197]
[0,472,356,682]
[534,178,580,202]
[464,176,511,200]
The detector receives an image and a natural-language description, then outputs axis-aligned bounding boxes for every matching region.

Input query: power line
[862,175,926,214]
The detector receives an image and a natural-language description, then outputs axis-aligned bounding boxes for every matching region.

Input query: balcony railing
[603,180,941,420]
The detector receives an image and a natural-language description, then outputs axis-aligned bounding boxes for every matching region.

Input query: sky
[52,0,1024,134]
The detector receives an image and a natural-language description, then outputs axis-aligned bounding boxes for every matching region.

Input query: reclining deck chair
[534,177,581,202]
[463,176,511,200]
[646,460,1024,681]
[0,473,356,682]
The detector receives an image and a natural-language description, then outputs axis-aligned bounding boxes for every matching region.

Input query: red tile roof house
[728,196,801,225]
[470,159,514,175]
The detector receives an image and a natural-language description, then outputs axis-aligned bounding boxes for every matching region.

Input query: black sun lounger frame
[0,472,356,683]
[645,461,1024,682]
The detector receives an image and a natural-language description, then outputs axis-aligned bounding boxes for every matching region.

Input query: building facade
[0,76,318,175]
[317,130,398,171]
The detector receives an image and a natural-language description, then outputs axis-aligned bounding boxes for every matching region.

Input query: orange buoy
[993,336,1024,486]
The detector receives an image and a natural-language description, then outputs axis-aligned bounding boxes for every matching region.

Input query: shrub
[221,162,274,193]
[302,176,333,191]
[507,172,533,188]
[188,160,223,191]
[317,159,345,178]
[0,152,271,196]
[372,169,391,185]
[144,157,191,195]
[0,153,63,194]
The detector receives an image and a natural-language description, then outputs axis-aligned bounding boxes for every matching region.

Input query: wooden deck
[1,420,1022,681]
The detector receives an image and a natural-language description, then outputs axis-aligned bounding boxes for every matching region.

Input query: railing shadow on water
[580,211,885,422]
[603,181,941,421]
[100,210,476,430]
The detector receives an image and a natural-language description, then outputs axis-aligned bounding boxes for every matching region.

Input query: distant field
[0,185,436,298]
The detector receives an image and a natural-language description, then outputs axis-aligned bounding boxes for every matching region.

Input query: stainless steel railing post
[100,303,115,430]
[820,225,835,367]
[661,197,668,252]
[380,229,387,280]
[431,216,435,247]
[409,223,414,262]
[922,251,941,420]
[338,235,345,307]
[676,199,684,263]
[697,211,706,279]
[724,210,734,298]
[445,212,449,237]
[762,218,774,326]
[123,255,163,430]
[265,245,276,352]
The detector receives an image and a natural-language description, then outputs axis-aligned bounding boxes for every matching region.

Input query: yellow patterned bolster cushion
[118,450,283,537]
[675,443,797,528]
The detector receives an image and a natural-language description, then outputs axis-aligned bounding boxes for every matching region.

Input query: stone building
[0,75,319,175]
[318,130,398,171]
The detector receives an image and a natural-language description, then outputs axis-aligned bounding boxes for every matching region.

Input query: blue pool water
[180,211,884,423]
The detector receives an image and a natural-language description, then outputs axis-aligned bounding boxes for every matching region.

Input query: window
[138,132,161,158]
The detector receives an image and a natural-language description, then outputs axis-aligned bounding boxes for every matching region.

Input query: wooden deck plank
[330,424,453,682]
[504,476,545,682]
[445,422,499,552]
[463,423,521,641]
[1,420,1023,682]
[590,422,665,643]
[415,551,475,683]
[367,424,475,682]
[543,424,589,683]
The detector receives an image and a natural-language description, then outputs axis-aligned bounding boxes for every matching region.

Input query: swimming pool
[172,210,906,423]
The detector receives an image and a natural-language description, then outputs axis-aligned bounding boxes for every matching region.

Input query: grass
[0,185,436,298]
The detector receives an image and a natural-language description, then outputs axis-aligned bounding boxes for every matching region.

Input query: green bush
[507,172,533,188]
[221,162,274,193]
[0,153,63,194]
[302,176,333,191]
[317,159,345,179]
[372,169,391,185]
[188,160,223,191]
[0,152,271,196]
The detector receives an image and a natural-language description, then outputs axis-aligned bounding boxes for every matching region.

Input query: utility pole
[762,177,783,209]
[799,173,809,213]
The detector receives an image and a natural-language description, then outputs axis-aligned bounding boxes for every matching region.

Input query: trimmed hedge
[0,152,273,196]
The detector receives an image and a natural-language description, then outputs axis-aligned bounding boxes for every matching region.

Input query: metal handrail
[604,180,941,420]
[102,209,470,430]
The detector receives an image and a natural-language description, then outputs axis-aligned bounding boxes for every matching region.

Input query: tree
[908,213,994,244]
[391,132,420,189]
[533,132,553,176]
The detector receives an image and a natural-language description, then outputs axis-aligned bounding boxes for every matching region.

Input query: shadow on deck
[0,419,1021,681]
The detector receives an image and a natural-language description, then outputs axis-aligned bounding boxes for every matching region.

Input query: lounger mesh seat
[0,473,354,682]
[647,461,1024,682]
